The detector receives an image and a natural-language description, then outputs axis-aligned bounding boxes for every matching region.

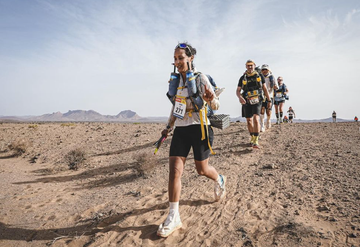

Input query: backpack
[241,71,263,102]
[274,83,289,101]
[166,72,222,116]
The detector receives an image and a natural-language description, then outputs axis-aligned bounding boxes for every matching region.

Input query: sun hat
[261,64,270,70]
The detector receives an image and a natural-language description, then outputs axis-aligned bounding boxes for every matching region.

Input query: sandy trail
[0,122,359,246]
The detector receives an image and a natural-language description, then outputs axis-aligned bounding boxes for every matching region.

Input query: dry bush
[8,140,28,156]
[64,148,86,170]
[133,151,158,177]
[61,123,76,127]
[28,124,38,129]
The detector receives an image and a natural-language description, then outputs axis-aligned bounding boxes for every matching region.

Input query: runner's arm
[236,86,246,104]
[236,76,246,104]
[164,105,176,134]
[199,73,220,110]
[262,80,271,102]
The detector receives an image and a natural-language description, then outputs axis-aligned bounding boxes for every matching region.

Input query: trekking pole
[153,135,167,154]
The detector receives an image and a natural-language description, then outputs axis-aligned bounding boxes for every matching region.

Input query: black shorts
[243,103,261,118]
[170,125,214,161]
[289,116,293,120]
[261,98,274,110]
[274,100,285,105]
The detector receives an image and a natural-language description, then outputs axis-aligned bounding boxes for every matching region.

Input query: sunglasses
[175,43,192,55]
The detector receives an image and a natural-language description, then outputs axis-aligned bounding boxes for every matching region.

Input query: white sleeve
[197,73,220,110]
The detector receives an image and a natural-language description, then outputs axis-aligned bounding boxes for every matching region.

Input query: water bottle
[168,72,178,97]
[186,62,197,96]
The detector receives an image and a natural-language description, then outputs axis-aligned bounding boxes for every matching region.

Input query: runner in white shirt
[260,64,278,132]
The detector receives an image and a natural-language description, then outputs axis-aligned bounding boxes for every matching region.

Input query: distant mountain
[293,117,349,123]
[33,111,69,121]
[116,110,140,120]
[230,116,352,123]
[1,112,353,123]
[63,110,104,121]
[0,110,143,122]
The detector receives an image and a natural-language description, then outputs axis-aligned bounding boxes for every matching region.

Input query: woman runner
[157,42,226,238]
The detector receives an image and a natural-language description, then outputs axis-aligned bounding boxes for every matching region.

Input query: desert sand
[0,121,359,247]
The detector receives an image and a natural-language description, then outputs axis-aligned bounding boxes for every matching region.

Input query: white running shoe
[260,126,265,132]
[157,210,182,238]
[214,175,227,201]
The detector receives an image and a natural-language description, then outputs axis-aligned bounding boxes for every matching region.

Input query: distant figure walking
[355,116,358,122]
[274,76,289,124]
[332,111,337,123]
[283,115,289,123]
[287,106,296,123]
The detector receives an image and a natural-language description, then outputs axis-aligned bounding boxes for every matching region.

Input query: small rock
[317,205,330,212]
[262,164,277,169]
[328,216,337,222]
[349,233,357,238]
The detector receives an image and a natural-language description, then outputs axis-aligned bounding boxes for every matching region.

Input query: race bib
[249,96,259,105]
[276,92,283,98]
[173,96,186,119]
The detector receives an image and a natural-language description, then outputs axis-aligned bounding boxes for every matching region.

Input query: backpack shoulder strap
[269,75,275,87]
[241,73,247,90]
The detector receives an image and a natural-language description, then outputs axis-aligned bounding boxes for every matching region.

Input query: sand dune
[0,122,359,247]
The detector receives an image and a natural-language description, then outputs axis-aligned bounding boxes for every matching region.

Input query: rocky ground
[0,121,359,247]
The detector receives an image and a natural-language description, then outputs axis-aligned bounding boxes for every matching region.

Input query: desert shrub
[133,151,158,177]
[28,124,38,129]
[64,148,86,170]
[8,140,28,156]
[61,123,76,127]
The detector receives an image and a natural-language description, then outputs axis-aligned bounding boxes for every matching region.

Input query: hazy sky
[1,0,359,120]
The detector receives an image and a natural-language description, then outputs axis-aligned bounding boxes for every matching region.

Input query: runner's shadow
[231,149,253,155]
[0,153,19,159]
[14,161,138,185]
[95,199,213,241]
[220,143,253,156]
[214,129,246,137]
[0,199,212,242]
[93,138,172,157]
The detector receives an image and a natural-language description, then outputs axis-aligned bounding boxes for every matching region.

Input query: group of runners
[156,42,293,238]
[236,59,292,148]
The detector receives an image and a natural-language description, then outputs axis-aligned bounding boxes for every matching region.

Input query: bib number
[276,92,283,98]
[249,96,259,105]
[173,97,186,119]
